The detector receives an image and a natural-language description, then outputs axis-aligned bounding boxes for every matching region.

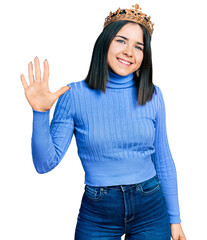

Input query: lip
[117,58,133,66]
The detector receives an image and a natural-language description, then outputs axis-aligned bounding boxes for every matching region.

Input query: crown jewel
[103,4,154,36]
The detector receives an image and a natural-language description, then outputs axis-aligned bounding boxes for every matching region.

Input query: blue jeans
[75,175,171,240]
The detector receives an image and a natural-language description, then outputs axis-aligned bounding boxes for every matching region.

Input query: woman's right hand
[20,56,70,112]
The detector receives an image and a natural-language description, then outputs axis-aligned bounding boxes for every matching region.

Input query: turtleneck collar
[106,70,135,89]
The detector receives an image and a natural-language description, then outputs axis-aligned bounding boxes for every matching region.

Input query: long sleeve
[31,84,75,173]
[151,86,181,224]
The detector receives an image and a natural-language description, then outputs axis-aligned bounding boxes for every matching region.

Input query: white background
[0,0,206,239]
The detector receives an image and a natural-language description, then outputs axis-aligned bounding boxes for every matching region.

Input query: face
[107,22,144,76]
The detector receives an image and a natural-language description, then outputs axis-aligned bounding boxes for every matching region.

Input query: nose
[123,45,133,57]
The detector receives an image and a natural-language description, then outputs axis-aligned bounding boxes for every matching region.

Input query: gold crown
[103,4,154,37]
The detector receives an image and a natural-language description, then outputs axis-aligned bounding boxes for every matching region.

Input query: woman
[20,4,186,240]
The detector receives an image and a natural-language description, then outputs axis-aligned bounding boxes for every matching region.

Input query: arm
[151,86,181,224]
[31,84,75,173]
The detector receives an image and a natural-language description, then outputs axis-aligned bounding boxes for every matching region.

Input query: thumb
[53,86,71,101]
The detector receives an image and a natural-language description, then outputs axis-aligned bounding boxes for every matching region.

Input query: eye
[136,46,143,51]
[116,39,125,44]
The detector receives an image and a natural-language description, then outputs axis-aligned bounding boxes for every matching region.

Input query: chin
[110,67,131,76]
[116,70,133,76]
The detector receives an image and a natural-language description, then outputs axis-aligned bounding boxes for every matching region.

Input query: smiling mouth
[117,58,133,66]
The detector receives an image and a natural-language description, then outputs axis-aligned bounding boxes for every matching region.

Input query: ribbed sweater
[31,70,181,223]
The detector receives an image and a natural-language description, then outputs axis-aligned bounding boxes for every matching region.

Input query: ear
[135,69,140,77]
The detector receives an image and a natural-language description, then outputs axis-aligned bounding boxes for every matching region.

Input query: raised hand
[20,56,70,112]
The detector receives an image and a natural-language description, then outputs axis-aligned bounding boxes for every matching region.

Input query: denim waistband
[86,175,159,192]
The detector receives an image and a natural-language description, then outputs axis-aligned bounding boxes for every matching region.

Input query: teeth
[118,58,131,65]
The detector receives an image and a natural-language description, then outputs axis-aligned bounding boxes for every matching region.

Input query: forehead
[116,23,143,41]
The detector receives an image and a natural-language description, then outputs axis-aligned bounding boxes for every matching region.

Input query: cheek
[107,49,118,64]
[136,53,144,65]
[108,43,120,58]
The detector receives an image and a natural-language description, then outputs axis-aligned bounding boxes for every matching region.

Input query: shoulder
[63,80,84,97]
[153,84,161,95]
[153,84,167,115]
[66,79,99,97]
[66,79,86,88]
[152,84,166,111]
[153,84,164,100]
[66,79,91,94]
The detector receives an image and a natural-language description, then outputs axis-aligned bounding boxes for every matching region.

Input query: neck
[106,70,135,89]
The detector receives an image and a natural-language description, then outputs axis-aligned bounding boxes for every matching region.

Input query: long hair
[84,20,156,105]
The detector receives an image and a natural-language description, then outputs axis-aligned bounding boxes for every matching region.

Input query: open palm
[20,56,70,112]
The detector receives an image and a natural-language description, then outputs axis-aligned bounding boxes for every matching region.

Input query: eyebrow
[115,35,144,46]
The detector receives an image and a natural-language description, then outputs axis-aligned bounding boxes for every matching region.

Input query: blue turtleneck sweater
[31,70,181,223]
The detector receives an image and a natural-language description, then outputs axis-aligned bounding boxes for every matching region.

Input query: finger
[43,59,49,84]
[20,74,29,89]
[28,62,34,84]
[34,56,41,82]
[53,86,71,101]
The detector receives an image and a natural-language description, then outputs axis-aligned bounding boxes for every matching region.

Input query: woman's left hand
[171,223,186,240]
